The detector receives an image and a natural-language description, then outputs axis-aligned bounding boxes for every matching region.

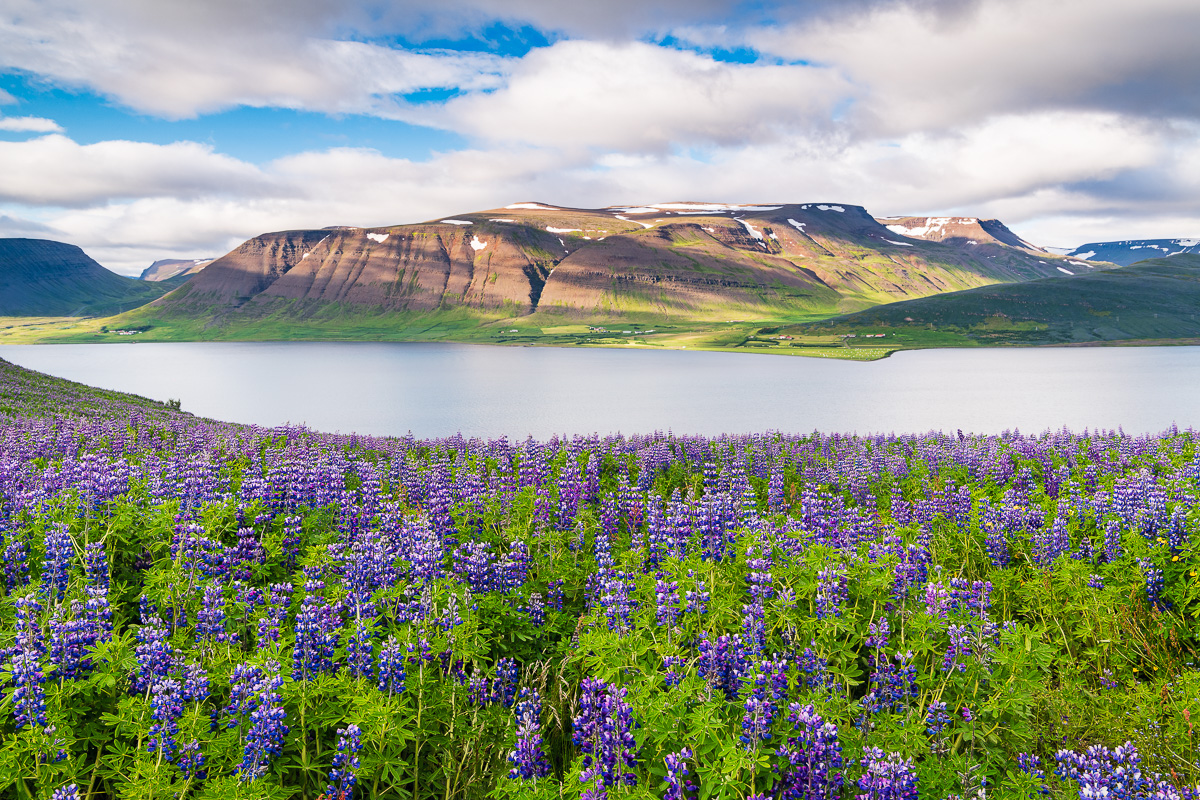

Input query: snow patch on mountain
[366,233,389,243]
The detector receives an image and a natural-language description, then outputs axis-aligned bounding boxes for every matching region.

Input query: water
[3,341,1198,437]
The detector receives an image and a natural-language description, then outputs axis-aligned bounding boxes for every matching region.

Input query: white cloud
[0,115,63,132]
[743,0,1200,135]
[0,0,511,118]
[428,40,848,152]
[0,135,272,205]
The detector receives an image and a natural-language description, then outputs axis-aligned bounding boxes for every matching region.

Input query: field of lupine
[2,357,1200,800]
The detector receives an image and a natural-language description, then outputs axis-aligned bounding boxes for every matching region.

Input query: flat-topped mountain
[0,238,171,317]
[138,201,1099,330]
[1068,238,1200,266]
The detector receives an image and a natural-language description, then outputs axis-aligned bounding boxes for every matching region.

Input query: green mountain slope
[797,254,1200,346]
[0,238,171,316]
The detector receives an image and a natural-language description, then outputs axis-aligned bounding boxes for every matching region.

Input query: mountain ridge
[133,201,1104,332]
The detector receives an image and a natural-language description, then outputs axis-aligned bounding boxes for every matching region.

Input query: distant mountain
[875,215,1044,252]
[801,253,1200,345]
[0,238,171,317]
[1067,238,1200,266]
[139,258,213,282]
[122,201,1103,334]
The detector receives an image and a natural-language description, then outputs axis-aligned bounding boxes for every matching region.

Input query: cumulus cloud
[428,40,848,152]
[742,0,1200,134]
[0,135,272,205]
[0,115,63,132]
[0,0,512,118]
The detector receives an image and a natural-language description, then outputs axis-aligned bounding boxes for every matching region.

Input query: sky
[1,0,1198,274]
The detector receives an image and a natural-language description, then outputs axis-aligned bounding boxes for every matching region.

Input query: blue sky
[0,0,1198,273]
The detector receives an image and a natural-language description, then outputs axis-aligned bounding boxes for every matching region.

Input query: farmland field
[2,356,1199,799]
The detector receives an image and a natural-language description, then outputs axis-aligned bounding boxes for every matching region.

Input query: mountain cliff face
[147,202,1101,325]
[0,238,170,316]
[1068,238,1200,266]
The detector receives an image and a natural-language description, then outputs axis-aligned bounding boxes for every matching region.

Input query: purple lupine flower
[1087,574,1105,590]
[655,575,681,628]
[856,748,918,800]
[599,570,637,635]
[524,593,545,627]
[9,594,46,730]
[377,637,406,695]
[572,677,639,789]
[664,748,695,800]
[293,571,340,679]
[281,515,303,570]
[1055,741,1151,800]
[924,701,951,754]
[10,649,46,731]
[741,659,786,748]
[547,579,565,612]
[796,644,829,692]
[3,527,29,591]
[815,566,847,620]
[177,740,207,780]
[195,583,230,644]
[49,602,92,681]
[236,661,288,782]
[256,583,291,650]
[943,624,973,672]
[492,658,520,708]
[662,655,685,688]
[1141,559,1168,611]
[50,785,79,800]
[778,703,843,800]
[864,651,917,716]
[132,612,175,696]
[1104,520,1122,562]
[697,632,748,700]
[507,688,551,780]
[148,677,183,762]
[41,523,73,603]
[325,724,363,799]
[346,619,375,680]
[684,572,709,616]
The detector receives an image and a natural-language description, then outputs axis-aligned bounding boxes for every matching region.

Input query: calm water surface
[3,342,1198,437]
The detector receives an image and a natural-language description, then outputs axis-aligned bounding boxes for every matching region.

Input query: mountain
[0,238,172,317]
[127,201,1102,334]
[798,253,1200,346]
[1067,238,1200,266]
[139,258,213,282]
[875,216,1044,251]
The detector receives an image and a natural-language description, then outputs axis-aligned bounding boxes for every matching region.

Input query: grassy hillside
[789,254,1200,348]
[0,238,171,316]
